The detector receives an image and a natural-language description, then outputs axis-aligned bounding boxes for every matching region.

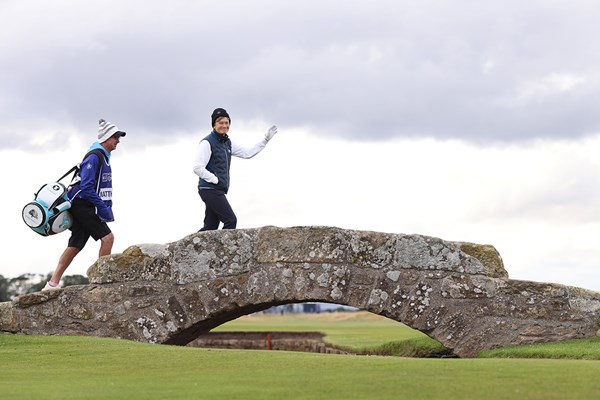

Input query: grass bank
[214,311,446,357]
[2,333,600,400]
[216,311,600,359]
[478,337,600,360]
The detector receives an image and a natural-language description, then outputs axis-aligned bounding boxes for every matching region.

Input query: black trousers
[198,189,237,231]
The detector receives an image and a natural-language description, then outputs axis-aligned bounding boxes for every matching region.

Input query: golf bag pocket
[22,182,73,236]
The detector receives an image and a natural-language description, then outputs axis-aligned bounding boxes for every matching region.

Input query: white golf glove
[265,125,277,142]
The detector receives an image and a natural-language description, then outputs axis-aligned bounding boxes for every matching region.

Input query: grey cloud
[1,0,600,149]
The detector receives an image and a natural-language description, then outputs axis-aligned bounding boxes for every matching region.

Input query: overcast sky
[2,1,600,293]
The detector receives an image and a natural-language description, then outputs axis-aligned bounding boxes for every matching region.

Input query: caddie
[43,119,126,290]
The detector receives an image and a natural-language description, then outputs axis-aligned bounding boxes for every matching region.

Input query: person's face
[104,134,121,152]
[214,117,230,135]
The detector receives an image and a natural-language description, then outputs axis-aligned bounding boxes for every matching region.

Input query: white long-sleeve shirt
[193,135,269,184]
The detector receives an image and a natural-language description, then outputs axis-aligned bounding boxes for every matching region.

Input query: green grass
[216,311,600,359]
[214,311,452,357]
[358,336,450,357]
[2,332,600,400]
[479,337,600,360]
[2,311,600,399]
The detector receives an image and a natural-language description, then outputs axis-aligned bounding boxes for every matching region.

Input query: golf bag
[22,149,106,236]
[22,182,73,236]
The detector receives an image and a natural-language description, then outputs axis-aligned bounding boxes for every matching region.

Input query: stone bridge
[1,226,600,357]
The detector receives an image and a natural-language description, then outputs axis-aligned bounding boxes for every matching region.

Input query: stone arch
[2,226,599,357]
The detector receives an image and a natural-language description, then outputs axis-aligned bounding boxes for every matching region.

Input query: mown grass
[478,337,600,360]
[216,311,600,359]
[214,310,443,353]
[212,311,441,357]
[2,332,600,400]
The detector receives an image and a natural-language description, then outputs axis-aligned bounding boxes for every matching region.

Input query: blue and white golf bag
[22,182,73,236]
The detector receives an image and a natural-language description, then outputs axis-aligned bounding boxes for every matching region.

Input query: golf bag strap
[57,165,79,183]
[56,149,107,183]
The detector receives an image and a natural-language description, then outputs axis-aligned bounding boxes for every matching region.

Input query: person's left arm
[231,125,277,158]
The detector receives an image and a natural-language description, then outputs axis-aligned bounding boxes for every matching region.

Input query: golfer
[193,107,277,231]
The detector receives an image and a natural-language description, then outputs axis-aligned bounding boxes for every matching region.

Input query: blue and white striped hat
[98,119,126,143]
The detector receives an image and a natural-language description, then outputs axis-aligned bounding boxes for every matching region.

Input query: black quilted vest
[198,130,232,193]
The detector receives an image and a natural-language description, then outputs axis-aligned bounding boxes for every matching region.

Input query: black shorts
[67,198,111,249]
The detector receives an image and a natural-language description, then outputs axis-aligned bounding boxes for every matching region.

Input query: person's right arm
[193,140,218,184]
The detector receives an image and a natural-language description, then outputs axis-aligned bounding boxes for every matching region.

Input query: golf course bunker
[188,331,347,354]
[2,226,600,357]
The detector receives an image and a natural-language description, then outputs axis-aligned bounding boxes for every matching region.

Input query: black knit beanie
[211,108,230,127]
